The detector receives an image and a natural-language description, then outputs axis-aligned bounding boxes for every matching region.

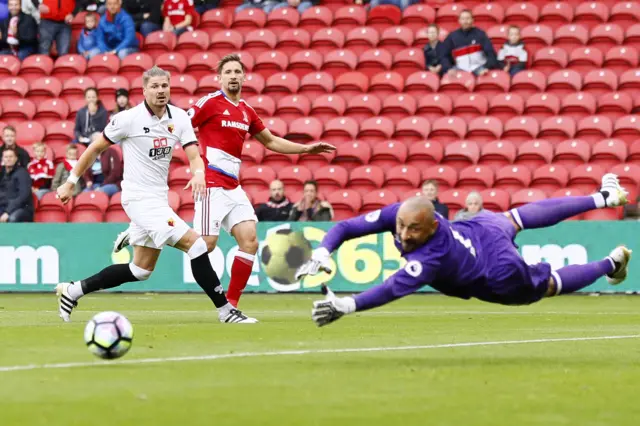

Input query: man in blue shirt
[300,174,632,327]
[92,0,138,59]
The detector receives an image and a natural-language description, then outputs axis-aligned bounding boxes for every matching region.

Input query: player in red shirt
[115,54,335,312]
[162,0,196,35]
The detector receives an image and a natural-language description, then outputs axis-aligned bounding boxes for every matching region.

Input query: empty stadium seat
[552,139,591,169]
[370,140,408,169]
[299,72,335,97]
[326,190,362,220]
[361,189,398,213]
[350,165,385,194]
[457,165,495,191]
[560,92,597,119]
[70,191,109,223]
[240,165,277,193]
[510,188,547,209]
[393,116,430,141]
[480,188,510,212]
[334,141,371,169]
[531,164,570,195]
[278,165,313,191]
[407,141,443,169]
[314,165,349,192]
[276,95,311,123]
[591,139,628,170]
[479,140,517,170]
[494,165,533,193]
[286,116,322,142]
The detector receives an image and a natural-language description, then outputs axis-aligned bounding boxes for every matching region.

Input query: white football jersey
[104,101,197,201]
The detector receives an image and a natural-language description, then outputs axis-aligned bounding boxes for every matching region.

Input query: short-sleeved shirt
[188,90,266,190]
[162,0,196,27]
[103,101,197,201]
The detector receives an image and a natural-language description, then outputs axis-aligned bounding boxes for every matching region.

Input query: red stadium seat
[52,54,87,81]
[488,24,509,46]
[370,140,408,169]
[36,192,70,223]
[521,24,553,52]
[488,93,524,124]
[332,6,367,35]
[510,70,546,97]
[155,52,187,75]
[247,95,276,117]
[401,4,436,33]
[287,50,323,80]
[356,48,393,79]
[35,99,69,127]
[610,163,640,200]
[439,188,468,215]
[262,117,287,137]
[242,29,277,58]
[436,3,467,31]
[344,26,379,56]
[276,94,311,123]
[532,47,568,74]
[393,116,430,142]
[505,2,539,27]
[546,70,582,97]
[361,189,399,213]
[515,140,554,170]
[97,76,130,110]
[0,54,20,76]
[552,139,591,169]
[379,26,414,55]
[254,51,289,80]
[70,191,109,223]
[457,165,495,191]
[263,72,299,102]
[310,94,346,121]
[610,2,640,26]
[539,2,574,30]
[278,165,313,191]
[407,141,443,169]
[613,115,640,143]
[568,163,604,194]
[604,46,639,75]
[262,149,298,170]
[322,116,359,142]
[322,48,358,79]
[417,93,452,122]
[589,23,625,54]
[345,94,381,121]
[479,140,517,170]
[568,47,604,74]
[174,30,210,58]
[524,93,561,123]
[285,117,322,143]
[466,116,503,143]
[232,8,267,30]
[442,140,480,169]
[298,149,336,170]
[403,71,440,98]
[350,165,385,194]
[430,117,467,142]
[143,31,177,59]
[473,3,505,27]
[2,98,35,124]
[494,165,533,193]
[474,70,510,96]
[326,189,362,220]
[44,120,74,144]
[554,24,589,52]
[480,188,510,212]
[503,116,540,143]
[560,92,597,120]
[539,116,576,143]
[385,165,421,196]
[195,74,221,96]
[531,164,569,195]
[299,6,333,34]
[299,72,335,98]
[85,54,119,84]
[510,188,547,209]
[380,94,416,122]
[591,139,628,170]
[0,77,27,100]
[367,5,402,33]
[596,92,633,120]
[423,165,458,190]
[574,1,609,29]
[453,93,489,122]
[15,121,44,145]
[241,141,265,167]
[200,9,232,32]
[239,165,277,193]
[276,28,311,57]
[576,115,613,143]
[369,71,404,102]
[314,165,349,192]
[624,23,640,51]
[333,142,371,168]
[583,69,618,97]
[26,76,62,104]
[617,68,640,98]
[105,192,128,223]
[209,30,243,56]
[358,116,394,141]
[118,52,154,81]
[311,27,345,56]
[20,55,54,83]
[392,48,424,80]
[439,70,475,96]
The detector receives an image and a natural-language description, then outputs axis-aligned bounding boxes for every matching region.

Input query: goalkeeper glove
[311,285,356,327]
[295,247,332,280]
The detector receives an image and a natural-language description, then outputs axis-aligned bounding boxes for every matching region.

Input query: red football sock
[227,251,255,307]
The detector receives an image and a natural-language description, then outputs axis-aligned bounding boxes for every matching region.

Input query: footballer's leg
[544,246,632,297]
[56,245,158,322]
[505,173,628,233]
[228,220,258,308]
[173,229,257,323]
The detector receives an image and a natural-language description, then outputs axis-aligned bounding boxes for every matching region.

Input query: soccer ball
[84,311,134,360]
[260,229,312,284]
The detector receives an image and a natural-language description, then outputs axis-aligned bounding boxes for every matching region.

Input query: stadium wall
[0,222,636,293]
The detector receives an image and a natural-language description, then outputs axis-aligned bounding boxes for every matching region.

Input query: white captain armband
[66,172,79,185]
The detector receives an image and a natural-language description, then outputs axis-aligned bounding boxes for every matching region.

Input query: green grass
[1,294,640,426]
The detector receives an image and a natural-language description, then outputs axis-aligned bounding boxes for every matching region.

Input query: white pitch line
[0,334,638,373]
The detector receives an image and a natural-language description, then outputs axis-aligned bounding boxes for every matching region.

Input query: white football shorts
[194,186,258,236]
[122,196,190,249]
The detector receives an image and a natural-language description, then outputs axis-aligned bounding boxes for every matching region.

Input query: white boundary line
[1,334,638,373]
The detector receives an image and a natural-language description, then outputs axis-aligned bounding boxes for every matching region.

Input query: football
[84,311,134,360]
[260,229,313,284]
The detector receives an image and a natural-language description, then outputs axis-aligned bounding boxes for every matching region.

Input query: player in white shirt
[54,66,257,324]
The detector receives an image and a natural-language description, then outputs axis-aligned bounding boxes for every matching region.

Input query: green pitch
[1,294,640,426]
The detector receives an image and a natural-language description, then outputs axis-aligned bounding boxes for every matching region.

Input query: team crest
[242,111,249,123]
[168,124,174,133]
[168,218,175,227]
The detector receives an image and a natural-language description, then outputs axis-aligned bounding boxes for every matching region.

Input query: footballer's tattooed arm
[254,128,336,155]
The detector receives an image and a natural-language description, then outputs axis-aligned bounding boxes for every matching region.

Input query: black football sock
[191,252,230,309]
[80,264,138,295]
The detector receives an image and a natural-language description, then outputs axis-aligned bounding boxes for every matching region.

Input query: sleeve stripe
[182,141,198,148]
[103,132,115,144]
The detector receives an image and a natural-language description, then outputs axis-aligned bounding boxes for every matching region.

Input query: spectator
[0,0,38,60]
[74,0,106,15]
[21,0,39,23]
[193,0,218,15]
[77,11,99,58]
[122,0,162,37]
[439,10,498,77]
[74,87,108,145]
[421,179,449,219]
[110,88,132,119]
[0,147,34,222]
[498,25,528,77]
[96,144,122,197]
[27,142,54,200]
[289,180,333,221]
[38,0,75,56]
[52,144,92,196]
[0,125,30,168]
[255,179,293,221]
[94,0,138,59]
[162,0,197,36]
[453,191,484,221]
[423,23,442,75]
[369,0,417,11]
[237,0,314,14]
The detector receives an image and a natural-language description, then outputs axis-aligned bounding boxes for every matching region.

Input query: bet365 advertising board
[0,221,638,293]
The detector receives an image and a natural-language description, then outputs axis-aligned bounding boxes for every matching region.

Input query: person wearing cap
[111,88,132,119]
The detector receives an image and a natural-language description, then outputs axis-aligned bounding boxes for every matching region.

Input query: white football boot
[113,227,131,253]
[219,309,259,324]
[55,282,78,322]
[606,246,632,285]
[600,173,628,207]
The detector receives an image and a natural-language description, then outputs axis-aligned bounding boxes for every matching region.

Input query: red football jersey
[27,158,54,189]
[188,90,266,189]
[162,0,196,27]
